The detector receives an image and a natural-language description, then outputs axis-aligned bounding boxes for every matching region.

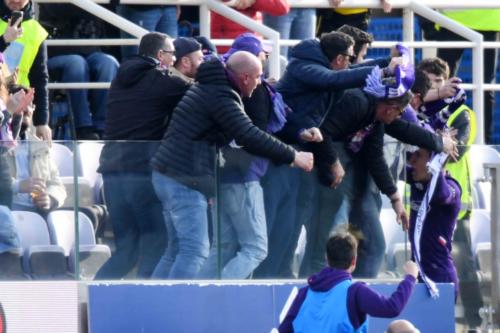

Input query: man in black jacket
[150,51,314,279]
[0,0,51,142]
[95,32,191,280]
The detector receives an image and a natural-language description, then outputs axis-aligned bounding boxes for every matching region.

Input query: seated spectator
[172,37,204,81]
[211,0,289,53]
[279,232,419,332]
[7,85,66,213]
[386,319,421,333]
[39,4,119,140]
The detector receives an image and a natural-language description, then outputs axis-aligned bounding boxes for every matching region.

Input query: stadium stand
[11,211,68,279]
[46,210,110,279]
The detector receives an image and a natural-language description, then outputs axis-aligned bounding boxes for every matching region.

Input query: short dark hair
[417,57,450,80]
[139,32,170,58]
[411,69,432,99]
[319,31,355,62]
[337,24,373,57]
[326,232,358,269]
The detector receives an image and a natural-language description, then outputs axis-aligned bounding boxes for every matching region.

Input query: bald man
[226,50,263,97]
[151,51,314,279]
[386,319,420,333]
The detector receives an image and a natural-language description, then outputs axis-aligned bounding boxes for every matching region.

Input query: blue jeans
[48,52,119,130]
[264,9,316,58]
[0,205,20,253]
[95,172,166,279]
[118,5,178,60]
[199,181,267,279]
[253,164,301,278]
[151,171,209,279]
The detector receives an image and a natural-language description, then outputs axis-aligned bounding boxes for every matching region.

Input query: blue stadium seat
[366,17,422,63]
[11,211,68,279]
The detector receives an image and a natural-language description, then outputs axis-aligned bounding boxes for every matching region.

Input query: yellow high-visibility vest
[334,8,368,15]
[441,9,500,31]
[0,19,48,86]
[444,105,477,220]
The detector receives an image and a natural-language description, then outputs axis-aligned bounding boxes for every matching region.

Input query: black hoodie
[98,55,190,173]
[0,1,49,126]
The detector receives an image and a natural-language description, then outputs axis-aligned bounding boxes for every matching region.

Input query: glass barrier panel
[0,139,78,280]
[89,140,218,281]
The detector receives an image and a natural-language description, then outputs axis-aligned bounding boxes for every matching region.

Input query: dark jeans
[453,213,484,328]
[434,28,498,143]
[299,143,355,277]
[95,172,166,279]
[350,174,385,278]
[47,52,119,130]
[253,164,302,278]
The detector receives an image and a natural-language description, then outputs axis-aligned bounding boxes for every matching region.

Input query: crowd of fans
[0,0,499,331]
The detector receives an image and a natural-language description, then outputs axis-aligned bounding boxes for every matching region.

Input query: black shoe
[76,127,100,140]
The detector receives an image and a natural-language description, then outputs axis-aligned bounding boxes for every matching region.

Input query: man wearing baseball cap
[172,37,204,81]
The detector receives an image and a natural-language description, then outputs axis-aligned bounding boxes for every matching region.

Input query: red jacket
[211,0,289,53]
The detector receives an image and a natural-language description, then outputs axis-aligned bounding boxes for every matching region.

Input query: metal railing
[36,0,500,143]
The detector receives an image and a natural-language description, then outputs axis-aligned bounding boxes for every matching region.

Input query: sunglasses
[341,53,356,63]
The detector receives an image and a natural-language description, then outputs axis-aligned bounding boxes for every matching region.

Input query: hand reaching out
[440,128,458,161]
[381,0,392,13]
[292,151,314,172]
[329,0,343,7]
[329,160,345,189]
[299,127,323,143]
[390,192,409,230]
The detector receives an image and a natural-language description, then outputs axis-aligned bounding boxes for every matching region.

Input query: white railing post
[69,0,148,38]
[199,3,210,38]
[484,163,500,326]
[410,0,485,144]
[402,8,415,61]
[472,40,485,144]
[206,0,281,78]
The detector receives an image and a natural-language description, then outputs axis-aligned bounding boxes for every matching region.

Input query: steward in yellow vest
[444,104,476,220]
[0,0,50,140]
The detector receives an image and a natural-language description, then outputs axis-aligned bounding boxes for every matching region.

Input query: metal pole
[402,9,415,61]
[199,3,210,38]
[69,0,148,37]
[472,40,485,144]
[206,0,281,78]
[484,163,500,326]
